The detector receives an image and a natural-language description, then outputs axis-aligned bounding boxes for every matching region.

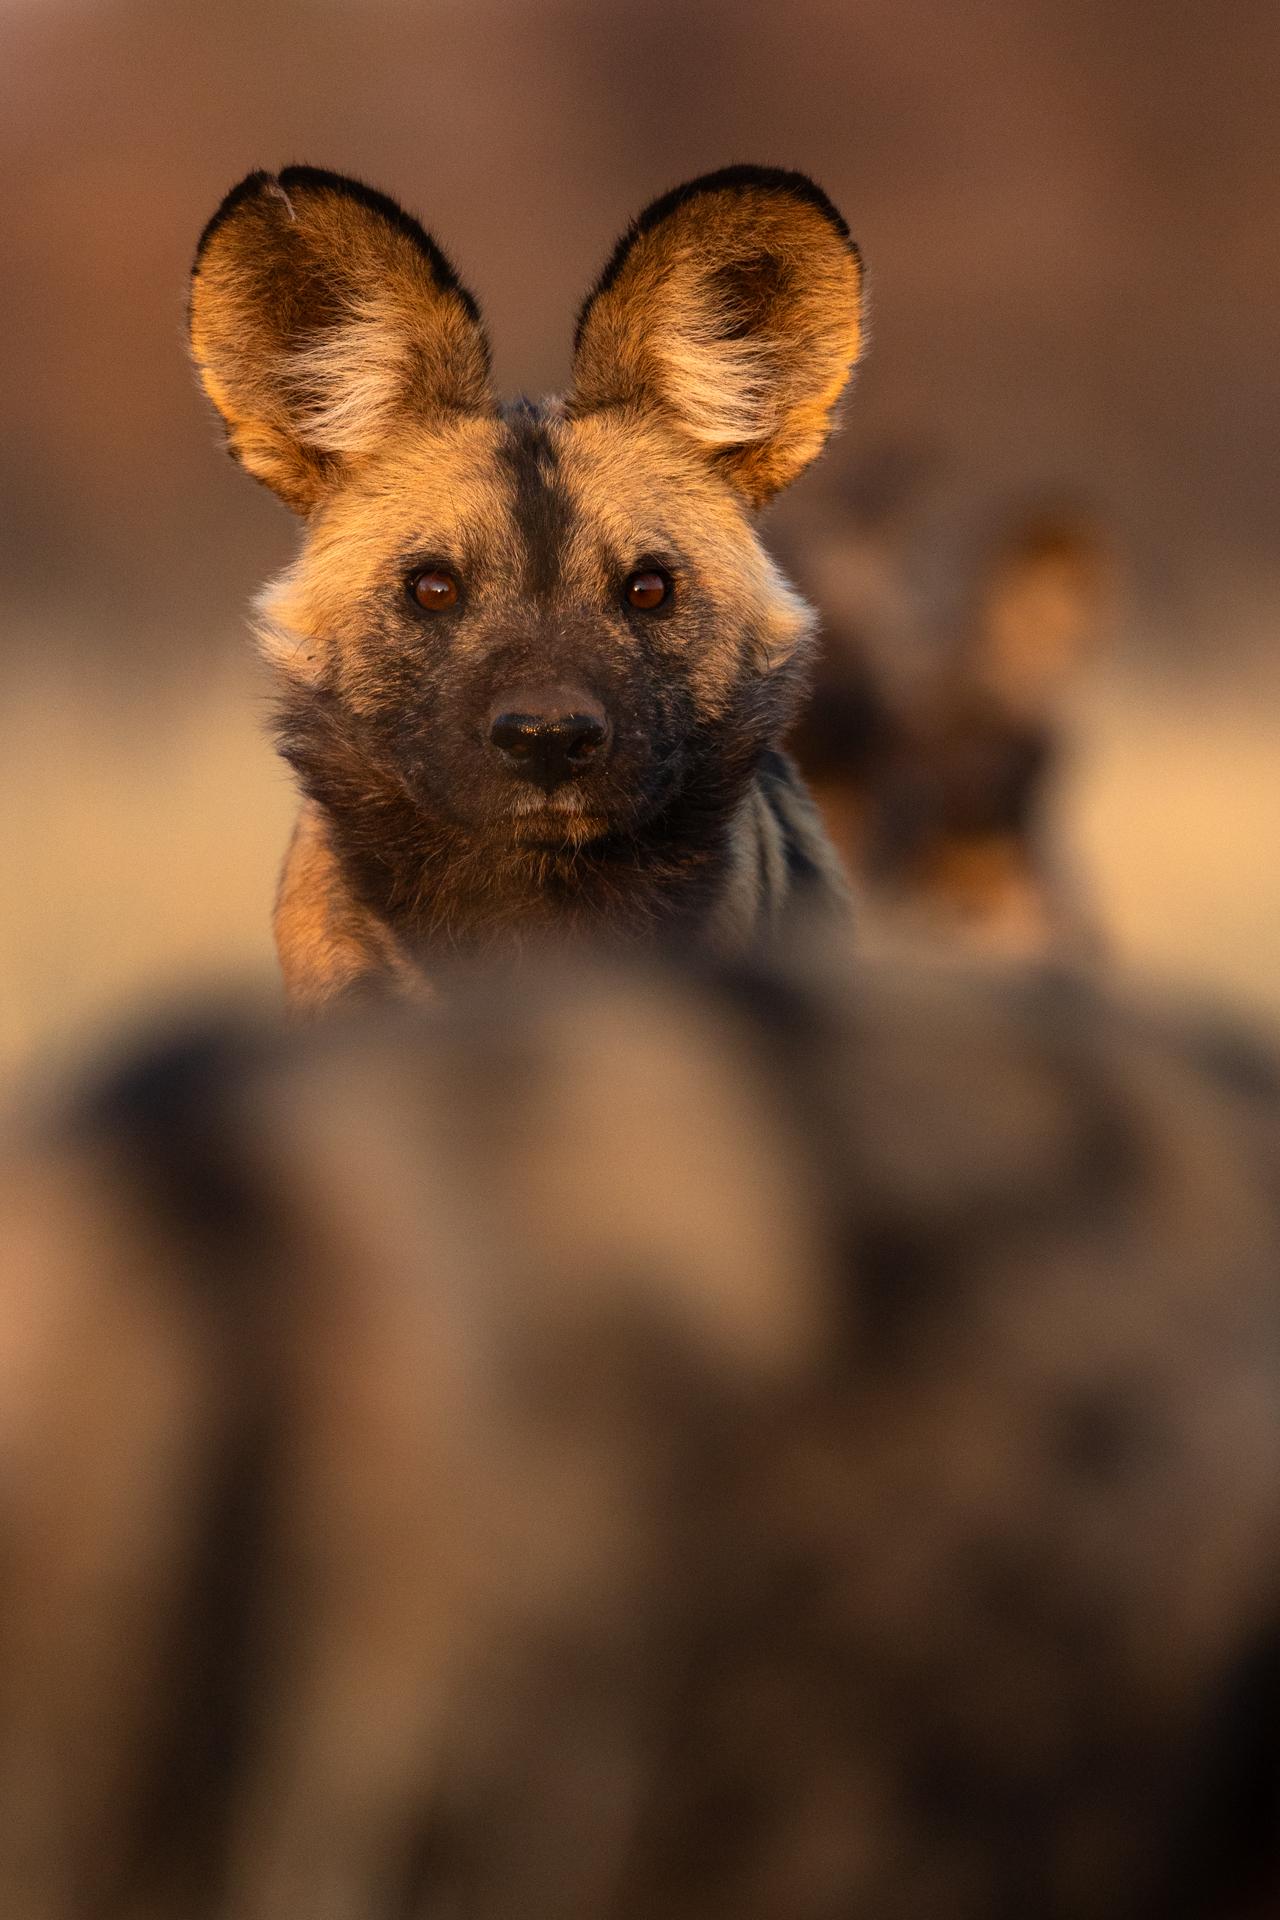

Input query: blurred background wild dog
[787,499,1114,957]
[3,946,1280,1918]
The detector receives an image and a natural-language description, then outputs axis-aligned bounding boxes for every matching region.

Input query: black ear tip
[575,163,860,345]
[633,163,856,249]
[192,163,484,327]
[192,168,278,271]
[192,165,383,275]
[274,163,407,231]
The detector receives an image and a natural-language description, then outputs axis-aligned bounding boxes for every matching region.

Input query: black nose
[488,689,610,792]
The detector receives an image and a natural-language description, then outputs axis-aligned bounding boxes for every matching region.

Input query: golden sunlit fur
[190,169,491,512]
[190,166,863,1006]
[570,174,863,506]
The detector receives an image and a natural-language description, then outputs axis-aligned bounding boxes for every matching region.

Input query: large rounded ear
[189,167,492,513]
[568,166,864,508]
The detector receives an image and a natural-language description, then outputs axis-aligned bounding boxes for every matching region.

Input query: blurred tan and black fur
[189,166,861,1007]
[4,948,1280,1918]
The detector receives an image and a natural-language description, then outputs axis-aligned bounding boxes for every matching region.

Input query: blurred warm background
[3,0,1277,1076]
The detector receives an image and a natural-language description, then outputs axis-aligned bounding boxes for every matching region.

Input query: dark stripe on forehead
[498,400,576,598]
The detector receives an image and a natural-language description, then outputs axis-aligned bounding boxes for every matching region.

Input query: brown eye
[624,568,671,611]
[408,567,459,611]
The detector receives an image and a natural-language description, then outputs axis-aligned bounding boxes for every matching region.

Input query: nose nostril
[489,714,541,759]
[564,718,606,762]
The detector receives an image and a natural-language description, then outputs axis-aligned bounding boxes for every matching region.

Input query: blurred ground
[2,0,1277,1074]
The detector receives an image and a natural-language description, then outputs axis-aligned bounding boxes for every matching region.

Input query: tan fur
[273,805,431,1010]
[252,413,520,698]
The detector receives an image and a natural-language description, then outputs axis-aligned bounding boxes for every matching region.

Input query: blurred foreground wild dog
[189,166,861,1007]
[4,947,1280,1917]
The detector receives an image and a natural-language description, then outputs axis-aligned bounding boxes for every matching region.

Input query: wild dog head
[189,167,863,884]
[787,507,1113,955]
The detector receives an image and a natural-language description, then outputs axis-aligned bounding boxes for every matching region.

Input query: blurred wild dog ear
[968,512,1115,720]
[569,166,864,508]
[189,167,491,512]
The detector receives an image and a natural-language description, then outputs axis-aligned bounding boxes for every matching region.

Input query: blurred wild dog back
[4,945,1280,1917]
[188,166,862,1008]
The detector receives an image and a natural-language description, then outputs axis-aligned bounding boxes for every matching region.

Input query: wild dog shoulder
[274,802,429,1011]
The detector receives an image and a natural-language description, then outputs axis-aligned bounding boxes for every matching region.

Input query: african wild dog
[787,506,1112,956]
[188,165,862,1007]
[4,948,1280,1917]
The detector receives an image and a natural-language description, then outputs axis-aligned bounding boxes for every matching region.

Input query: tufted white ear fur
[281,299,424,459]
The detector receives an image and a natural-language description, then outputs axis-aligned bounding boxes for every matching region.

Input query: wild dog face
[189,168,863,880]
